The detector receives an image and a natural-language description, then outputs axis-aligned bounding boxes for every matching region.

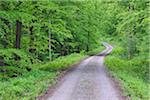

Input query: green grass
[0,53,87,100]
[105,46,149,100]
[86,46,105,56]
[112,71,149,100]
[0,48,102,99]
[33,53,87,71]
[0,70,59,100]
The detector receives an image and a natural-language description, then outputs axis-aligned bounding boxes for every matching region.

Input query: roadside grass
[0,53,87,100]
[112,71,149,99]
[33,53,87,71]
[86,46,105,56]
[105,46,149,99]
[0,70,59,100]
[0,46,104,99]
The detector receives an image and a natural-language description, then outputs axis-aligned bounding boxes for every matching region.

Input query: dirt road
[45,43,124,100]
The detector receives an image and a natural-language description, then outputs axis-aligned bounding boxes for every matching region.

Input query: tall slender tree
[15,20,22,49]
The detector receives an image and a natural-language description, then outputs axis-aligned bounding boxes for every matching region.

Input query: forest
[0,0,149,100]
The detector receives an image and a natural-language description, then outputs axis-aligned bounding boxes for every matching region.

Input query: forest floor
[39,44,126,100]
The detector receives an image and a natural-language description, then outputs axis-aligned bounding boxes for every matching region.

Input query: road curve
[98,42,113,56]
[46,43,123,100]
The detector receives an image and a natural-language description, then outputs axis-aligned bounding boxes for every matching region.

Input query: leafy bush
[105,56,131,71]
[111,46,125,56]
[0,49,39,77]
[129,57,149,81]
[105,55,149,81]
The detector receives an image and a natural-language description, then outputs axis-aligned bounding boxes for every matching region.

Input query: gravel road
[45,44,124,100]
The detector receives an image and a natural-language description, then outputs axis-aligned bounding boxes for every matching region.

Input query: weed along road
[46,43,123,100]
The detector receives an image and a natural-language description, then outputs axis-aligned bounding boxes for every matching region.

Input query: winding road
[45,43,123,100]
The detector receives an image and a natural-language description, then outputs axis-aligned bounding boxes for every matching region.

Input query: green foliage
[0,0,149,99]
[110,46,125,57]
[0,70,58,100]
[0,0,103,58]
[103,2,149,98]
[112,71,149,99]
[33,53,86,71]
[105,56,129,70]
[86,46,105,56]
[0,49,39,77]
[0,52,86,99]
[105,46,149,99]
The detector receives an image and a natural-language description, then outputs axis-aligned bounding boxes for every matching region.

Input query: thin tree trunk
[86,32,89,52]
[29,26,34,47]
[15,20,22,49]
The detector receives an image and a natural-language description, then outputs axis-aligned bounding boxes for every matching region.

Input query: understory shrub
[0,49,39,77]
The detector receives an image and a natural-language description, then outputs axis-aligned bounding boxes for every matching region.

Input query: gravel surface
[46,56,123,100]
[45,44,124,100]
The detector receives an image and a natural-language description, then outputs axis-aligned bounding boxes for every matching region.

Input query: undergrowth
[0,52,87,99]
[33,53,87,71]
[86,46,105,56]
[0,70,58,100]
[0,49,39,77]
[105,46,149,99]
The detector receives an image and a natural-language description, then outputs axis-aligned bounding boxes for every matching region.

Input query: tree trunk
[29,26,34,46]
[28,26,36,54]
[15,20,22,49]
[86,32,89,52]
